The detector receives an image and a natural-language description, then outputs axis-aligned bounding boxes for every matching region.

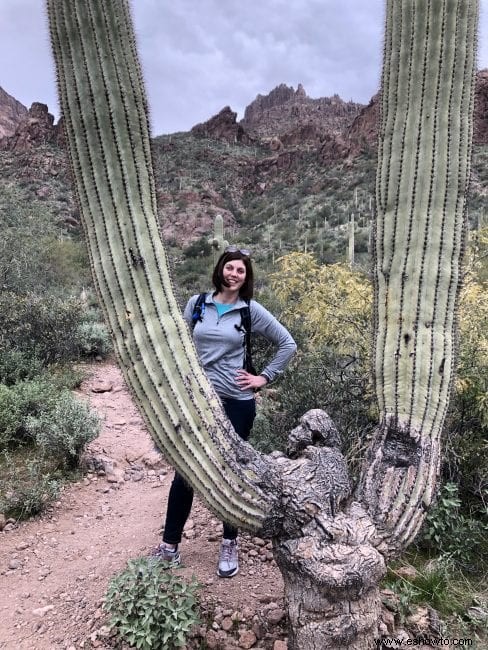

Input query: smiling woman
[154,247,296,577]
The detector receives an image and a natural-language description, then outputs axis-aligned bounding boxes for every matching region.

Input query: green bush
[251,345,375,472]
[0,379,60,449]
[0,453,62,519]
[0,348,44,386]
[25,392,100,468]
[75,321,112,357]
[416,482,488,569]
[0,379,96,462]
[104,557,200,649]
[0,385,23,449]
[0,292,83,364]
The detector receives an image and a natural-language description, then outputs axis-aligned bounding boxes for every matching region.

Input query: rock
[407,606,430,636]
[266,608,285,625]
[396,565,419,580]
[143,450,165,470]
[380,607,396,635]
[0,87,28,138]
[192,106,254,145]
[91,381,113,393]
[8,558,22,570]
[106,468,125,484]
[238,630,257,649]
[204,629,219,649]
[221,617,234,632]
[32,605,55,617]
[273,642,287,650]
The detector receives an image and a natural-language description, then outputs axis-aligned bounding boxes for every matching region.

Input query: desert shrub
[0,379,62,450]
[75,321,112,357]
[0,291,83,364]
[104,557,200,650]
[0,378,96,457]
[0,385,23,449]
[182,236,212,259]
[0,348,44,386]
[416,482,488,569]
[0,183,89,295]
[251,345,375,471]
[0,453,62,519]
[25,392,100,468]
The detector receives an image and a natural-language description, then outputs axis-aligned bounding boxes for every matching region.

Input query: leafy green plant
[417,482,488,568]
[75,320,112,357]
[0,452,62,519]
[0,348,44,386]
[0,292,84,364]
[25,392,100,468]
[104,557,200,649]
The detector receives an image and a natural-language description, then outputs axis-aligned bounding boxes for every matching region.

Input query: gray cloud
[1,0,487,135]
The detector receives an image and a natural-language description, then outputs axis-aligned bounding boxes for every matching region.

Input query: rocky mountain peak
[191,105,254,145]
[0,101,64,152]
[0,86,27,138]
[240,83,364,141]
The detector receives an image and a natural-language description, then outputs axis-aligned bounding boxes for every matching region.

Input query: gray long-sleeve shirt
[184,293,297,400]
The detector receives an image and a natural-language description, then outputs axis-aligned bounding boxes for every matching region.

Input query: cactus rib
[361,0,478,547]
[47,0,274,531]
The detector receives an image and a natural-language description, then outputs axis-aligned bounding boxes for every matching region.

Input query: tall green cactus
[209,213,229,264]
[47,0,275,533]
[358,0,478,548]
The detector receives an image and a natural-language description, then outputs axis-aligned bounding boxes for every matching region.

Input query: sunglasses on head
[224,245,251,257]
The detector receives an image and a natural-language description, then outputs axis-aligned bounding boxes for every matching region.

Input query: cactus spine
[47,0,274,532]
[359,0,478,547]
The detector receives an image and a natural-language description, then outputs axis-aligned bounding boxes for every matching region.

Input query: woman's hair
[212,250,254,300]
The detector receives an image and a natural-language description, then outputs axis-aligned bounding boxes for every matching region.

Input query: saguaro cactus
[358,0,478,550]
[208,213,229,264]
[47,1,477,648]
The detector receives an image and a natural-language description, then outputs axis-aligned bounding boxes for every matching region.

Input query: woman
[153,247,296,577]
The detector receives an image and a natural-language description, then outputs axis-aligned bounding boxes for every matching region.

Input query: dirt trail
[0,362,284,650]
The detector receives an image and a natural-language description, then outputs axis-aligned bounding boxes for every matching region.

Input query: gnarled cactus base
[274,508,385,650]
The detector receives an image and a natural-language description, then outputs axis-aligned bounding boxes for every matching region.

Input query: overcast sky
[1,0,488,136]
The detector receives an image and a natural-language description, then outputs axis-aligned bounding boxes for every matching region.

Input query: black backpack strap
[240,300,256,375]
[191,293,207,329]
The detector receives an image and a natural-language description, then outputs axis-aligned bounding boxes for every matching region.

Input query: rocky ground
[0,362,446,650]
[0,362,289,650]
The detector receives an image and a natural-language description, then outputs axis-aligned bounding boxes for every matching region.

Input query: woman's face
[222,259,246,292]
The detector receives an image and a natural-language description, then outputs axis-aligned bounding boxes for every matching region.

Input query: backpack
[191,292,256,375]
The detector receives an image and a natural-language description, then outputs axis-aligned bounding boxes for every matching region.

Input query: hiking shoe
[217,538,239,578]
[151,542,181,567]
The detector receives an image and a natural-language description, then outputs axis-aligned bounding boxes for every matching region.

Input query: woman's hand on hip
[235,370,267,391]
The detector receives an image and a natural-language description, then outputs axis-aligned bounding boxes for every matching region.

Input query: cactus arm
[47,0,274,531]
[360,0,478,549]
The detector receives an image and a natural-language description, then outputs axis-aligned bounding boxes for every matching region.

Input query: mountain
[1,78,487,279]
[241,83,363,143]
[0,87,27,138]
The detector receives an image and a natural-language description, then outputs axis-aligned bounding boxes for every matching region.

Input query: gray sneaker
[151,542,181,567]
[218,538,239,578]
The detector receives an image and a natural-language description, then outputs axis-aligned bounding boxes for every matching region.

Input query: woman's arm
[249,301,297,383]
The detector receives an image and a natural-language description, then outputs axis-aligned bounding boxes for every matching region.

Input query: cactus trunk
[47,0,275,533]
[358,0,478,551]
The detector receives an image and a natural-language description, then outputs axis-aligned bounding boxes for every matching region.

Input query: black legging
[162,397,256,544]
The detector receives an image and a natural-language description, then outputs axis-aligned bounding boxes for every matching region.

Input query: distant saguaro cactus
[348,213,355,266]
[209,213,229,264]
[48,0,478,647]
